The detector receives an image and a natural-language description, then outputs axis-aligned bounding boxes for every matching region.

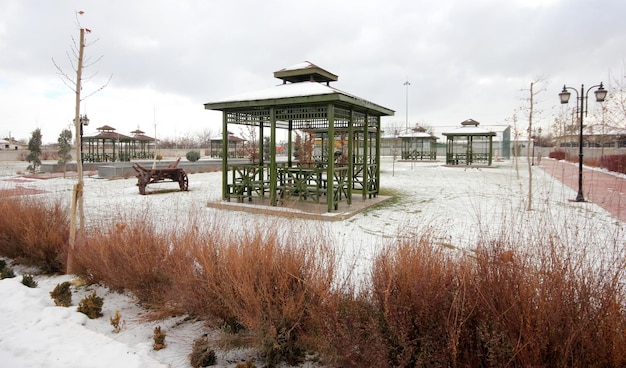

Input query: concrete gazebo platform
[206,193,392,221]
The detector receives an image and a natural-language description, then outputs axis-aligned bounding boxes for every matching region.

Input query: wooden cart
[132,158,188,195]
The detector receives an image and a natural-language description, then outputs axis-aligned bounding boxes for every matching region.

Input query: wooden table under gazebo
[204,61,394,213]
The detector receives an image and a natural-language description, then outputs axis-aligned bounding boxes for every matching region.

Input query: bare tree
[53,11,112,272]
[195,128,213,148]
[240,125,259,163]
[604,61,626,130]
[519,78,547,211]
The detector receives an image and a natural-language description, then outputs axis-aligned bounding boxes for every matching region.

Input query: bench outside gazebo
[204,61,394,213]
[442,119,496,166]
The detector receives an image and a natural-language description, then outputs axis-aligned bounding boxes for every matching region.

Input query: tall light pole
[559,82,607,202]
[404,80,410,133]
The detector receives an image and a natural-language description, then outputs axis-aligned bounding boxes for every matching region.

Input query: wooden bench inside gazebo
[204,61,394,213]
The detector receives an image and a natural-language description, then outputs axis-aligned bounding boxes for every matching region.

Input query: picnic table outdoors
[132,157,188,195]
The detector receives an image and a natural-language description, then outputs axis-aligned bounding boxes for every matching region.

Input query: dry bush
[177,222,336,365]
[313,287,388,367]
[369,235,474,367]
[333,230,626,368]
[15,194,620,367]
[71,208,187,310]
[471,238,626,367]
[153,326,166,350]
[0,195,68,273]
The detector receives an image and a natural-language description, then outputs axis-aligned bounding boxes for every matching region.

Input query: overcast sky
[1,0,625,143]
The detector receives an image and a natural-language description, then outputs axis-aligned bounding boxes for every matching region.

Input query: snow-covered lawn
[0,157,623,367]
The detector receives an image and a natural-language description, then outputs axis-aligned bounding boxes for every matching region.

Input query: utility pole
[404,80,410,133]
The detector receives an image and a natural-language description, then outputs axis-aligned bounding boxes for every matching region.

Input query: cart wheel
[179,171,189,191]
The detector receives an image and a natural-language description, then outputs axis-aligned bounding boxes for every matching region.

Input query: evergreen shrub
[186,150,201,162]
[21,274,38,288]
[0,266,15,279]
[189,335,217,367]
[50,281,72,307]
[77,291,103,319]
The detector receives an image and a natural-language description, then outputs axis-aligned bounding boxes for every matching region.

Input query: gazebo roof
[273,61,338,84]
[442,119,496,137]
[204,62,393,118]
[84,128,133,141]
[399,131,438,140]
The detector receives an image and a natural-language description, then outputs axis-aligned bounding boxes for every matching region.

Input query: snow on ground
[0,157,624,367]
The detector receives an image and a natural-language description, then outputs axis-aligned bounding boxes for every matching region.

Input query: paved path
[539,158,626,223]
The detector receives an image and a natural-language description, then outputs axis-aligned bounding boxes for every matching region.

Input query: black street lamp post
[559,83,607,202]
[78,114,90,164]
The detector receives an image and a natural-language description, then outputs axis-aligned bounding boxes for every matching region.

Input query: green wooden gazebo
[130,129,156,159]
[203,61,394,212]
[82,125,134,162]
[208,132,246,158]
[400,129,438,160]
[442,119,496,166]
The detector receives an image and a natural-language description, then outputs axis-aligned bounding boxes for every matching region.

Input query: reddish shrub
[549,150,566,160]
[600,154,626,174]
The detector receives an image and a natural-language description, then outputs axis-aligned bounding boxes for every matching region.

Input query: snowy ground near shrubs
[0,157,624,367]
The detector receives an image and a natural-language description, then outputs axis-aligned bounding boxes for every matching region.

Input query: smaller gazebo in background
[130,129,156,159]
[442,119,496,166]
[208,131,246,158]
[83,125,134,162]
[400,127,438,160]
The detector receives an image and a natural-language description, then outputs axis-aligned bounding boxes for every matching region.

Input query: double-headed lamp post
[559,82,607,202]
[78,114,89,164]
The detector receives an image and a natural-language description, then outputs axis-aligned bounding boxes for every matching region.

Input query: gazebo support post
[347,109,354,205]
[288,120,293,167]
[362,121,368,201]
[259,123,264,165]
[270,108,278,206]
[375,115,381,198]
[221,112,228,200]
[327,104,335,212]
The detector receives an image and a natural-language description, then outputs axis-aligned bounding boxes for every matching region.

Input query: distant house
[555,125,626,149]
[0,139,19,150]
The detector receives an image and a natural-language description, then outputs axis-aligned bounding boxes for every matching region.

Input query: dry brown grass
[321,234,626,368]
[171,220,336,365]
[0,195,68,273]
[2,196,625,367]
[71,210,335,365]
